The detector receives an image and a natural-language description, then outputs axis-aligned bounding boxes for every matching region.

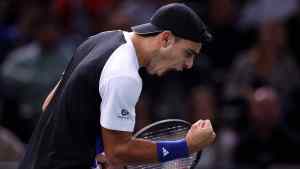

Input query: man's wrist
[156,139,189,162]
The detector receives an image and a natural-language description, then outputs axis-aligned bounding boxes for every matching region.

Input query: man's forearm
[109,138,158,165]
[101,127,158,166]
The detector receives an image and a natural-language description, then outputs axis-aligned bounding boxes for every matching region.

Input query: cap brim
[131,23,164,35]
[132,23,213,44]
[201,31,213,44]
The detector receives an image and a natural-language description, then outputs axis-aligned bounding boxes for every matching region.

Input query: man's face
[146,32,202,76]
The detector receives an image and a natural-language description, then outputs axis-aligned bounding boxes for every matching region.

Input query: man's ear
[160,31,175,48]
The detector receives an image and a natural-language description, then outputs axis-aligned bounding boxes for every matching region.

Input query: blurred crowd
[0,0,300,169]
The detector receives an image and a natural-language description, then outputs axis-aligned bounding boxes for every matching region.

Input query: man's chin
[149,71,163,77]
[146,70,164,77]
[156,69,176,76]
[146,68,164,76]
[147,68,176,76]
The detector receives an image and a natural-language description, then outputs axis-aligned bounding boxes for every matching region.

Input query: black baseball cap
[131,3,212,44]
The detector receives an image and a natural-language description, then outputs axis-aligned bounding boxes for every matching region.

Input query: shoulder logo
[121,109,129,116]
[162,147,169,157]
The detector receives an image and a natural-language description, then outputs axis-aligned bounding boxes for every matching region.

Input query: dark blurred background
[0,0,299,169]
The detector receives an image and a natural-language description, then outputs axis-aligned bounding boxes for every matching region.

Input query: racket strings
[140,125,189,141]
[128,124,196,169]
[128,156,196,169]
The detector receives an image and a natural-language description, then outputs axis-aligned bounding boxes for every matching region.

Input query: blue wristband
[156,139,189,162]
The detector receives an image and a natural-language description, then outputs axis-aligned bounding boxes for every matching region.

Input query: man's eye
[186,52,194,59]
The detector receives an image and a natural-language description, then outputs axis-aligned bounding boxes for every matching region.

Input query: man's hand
[185,119,216,154]
[96,153,125,169]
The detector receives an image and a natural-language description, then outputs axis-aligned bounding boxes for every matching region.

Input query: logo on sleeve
[121,109,129,116]
[118,109,132,120]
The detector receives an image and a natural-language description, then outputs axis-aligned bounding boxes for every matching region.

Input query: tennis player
[18,3,216,169]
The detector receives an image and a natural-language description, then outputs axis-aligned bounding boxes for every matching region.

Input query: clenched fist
[185,119,216,154]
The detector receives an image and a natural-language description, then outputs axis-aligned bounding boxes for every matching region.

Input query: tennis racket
[126,119,202,169]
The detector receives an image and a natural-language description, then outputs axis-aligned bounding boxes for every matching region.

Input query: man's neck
[131,33,150,67]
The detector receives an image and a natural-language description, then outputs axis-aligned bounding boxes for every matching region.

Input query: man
[18,3,216,169]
